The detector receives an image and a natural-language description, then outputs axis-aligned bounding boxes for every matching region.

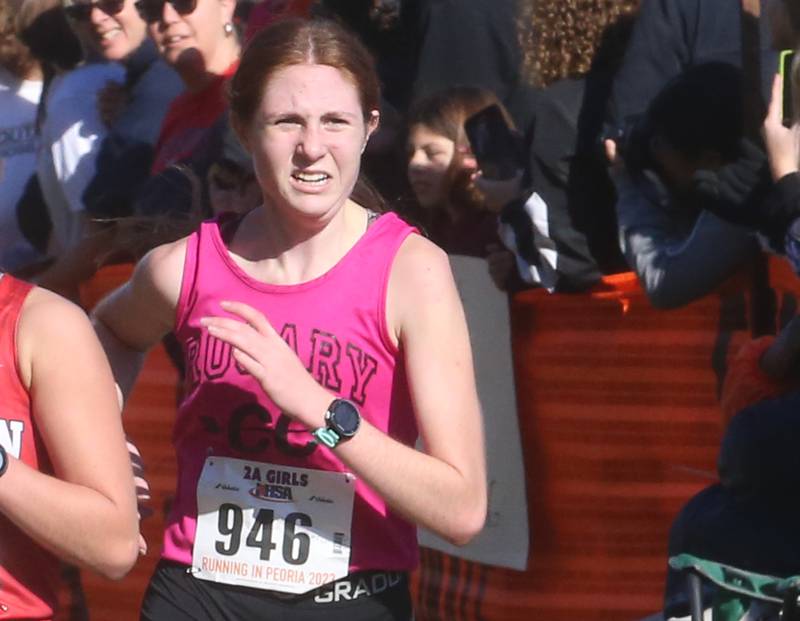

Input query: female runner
[93,17,487,620]
[0,272,139,619]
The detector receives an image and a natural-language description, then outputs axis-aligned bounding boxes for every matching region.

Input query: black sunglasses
[63,0,125,21]
[134,0,197,24]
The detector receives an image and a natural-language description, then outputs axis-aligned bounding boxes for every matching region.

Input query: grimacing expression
[241,63,379,224]
[407,124,456,209]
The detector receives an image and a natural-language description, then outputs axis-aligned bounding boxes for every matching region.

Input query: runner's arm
[336,234,487,545]
[0,288,139,578]
[202,234,488,545]
[91,238,186,401]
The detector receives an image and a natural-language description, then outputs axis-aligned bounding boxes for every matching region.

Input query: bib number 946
[216,503,311,565]
[193,457,356,594]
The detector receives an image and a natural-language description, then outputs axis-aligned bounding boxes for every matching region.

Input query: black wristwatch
[0,445,8,479]
[312,399,361,448]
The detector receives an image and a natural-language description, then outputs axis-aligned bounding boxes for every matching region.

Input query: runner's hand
[127,439,152,555]
[201,301,326,427]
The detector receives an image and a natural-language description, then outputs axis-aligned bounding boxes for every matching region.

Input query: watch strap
[312,426,342,449]
[0,445,8,478]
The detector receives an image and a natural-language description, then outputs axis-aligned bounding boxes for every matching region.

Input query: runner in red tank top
[0,273,138,620]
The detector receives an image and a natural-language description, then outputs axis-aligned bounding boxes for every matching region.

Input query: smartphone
[780,49,796,127]
[464,104,525,180]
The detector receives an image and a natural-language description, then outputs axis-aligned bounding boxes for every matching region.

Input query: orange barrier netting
[411,268,758,621]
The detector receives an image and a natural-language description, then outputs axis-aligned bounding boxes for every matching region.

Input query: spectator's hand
[127,439,152,556]
[763,73,800,182]
[369,0,401,30]
[457,147,479,176]
[473,169,524,213]
[486,243,515,290]
[604,138,618,165]
[457,147,524,211]
[97,80,128,128]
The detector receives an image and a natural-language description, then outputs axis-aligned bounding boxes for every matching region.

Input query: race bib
[193,456,356,594]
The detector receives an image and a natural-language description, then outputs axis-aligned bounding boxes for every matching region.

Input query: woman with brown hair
[92,17,486,621]
[29,0,182,300]
[135,0,240,175]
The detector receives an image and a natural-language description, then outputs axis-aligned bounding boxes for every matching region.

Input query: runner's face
[242,63,378,223]
[407,124,455,209]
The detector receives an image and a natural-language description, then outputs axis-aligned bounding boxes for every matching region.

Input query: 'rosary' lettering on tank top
[164,212,422,578]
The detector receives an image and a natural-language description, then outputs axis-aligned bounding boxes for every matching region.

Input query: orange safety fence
[61,257,798,621]
[411,270,754,621]
[769,251,800,314]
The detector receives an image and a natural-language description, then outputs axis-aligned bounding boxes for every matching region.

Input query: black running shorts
[140,560,413,621]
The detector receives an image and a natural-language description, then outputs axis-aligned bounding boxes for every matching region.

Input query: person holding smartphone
[764,52,799,183]
[454,0,636,294]
[763,50,800,269]
[31,0,182,301]
[405,86,517,262]
[660,60,800,617]
[604,0,779,309]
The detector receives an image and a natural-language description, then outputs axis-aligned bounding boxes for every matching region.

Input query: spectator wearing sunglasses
[139,0,240,177]
[116,0,242,239]
[30,0,181,301]
[66,0,182,216]
[32,10,123,268]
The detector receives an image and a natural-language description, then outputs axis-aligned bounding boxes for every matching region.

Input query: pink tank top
[164,212,420,574]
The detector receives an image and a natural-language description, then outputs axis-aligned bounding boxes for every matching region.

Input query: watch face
[329,399,361,437]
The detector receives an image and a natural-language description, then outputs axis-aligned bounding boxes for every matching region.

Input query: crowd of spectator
[3,0,800,619]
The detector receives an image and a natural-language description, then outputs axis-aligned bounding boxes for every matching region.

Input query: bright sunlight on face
[246,63,377,221]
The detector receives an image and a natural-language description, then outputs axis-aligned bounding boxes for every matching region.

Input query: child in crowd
[435,0,639,294]
[405,87,514,260]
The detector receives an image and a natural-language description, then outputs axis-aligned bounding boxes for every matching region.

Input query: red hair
[229,17,380,132]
